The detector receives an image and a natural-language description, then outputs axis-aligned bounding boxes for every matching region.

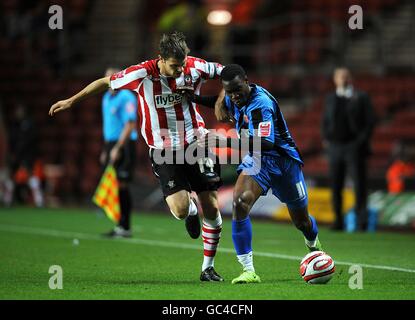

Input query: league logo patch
[184,74,192,87]
[258,121,271,137]
[113,70,125,79]
[126,102,135,113]
[167,180,176,189]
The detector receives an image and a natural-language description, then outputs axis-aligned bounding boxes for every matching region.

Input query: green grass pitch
[0,207,414,300]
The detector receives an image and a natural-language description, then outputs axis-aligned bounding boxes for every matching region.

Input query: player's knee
[233,191,255,213]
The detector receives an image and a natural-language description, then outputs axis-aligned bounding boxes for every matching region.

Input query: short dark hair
[159,31,190,60]
[220,64,247,82]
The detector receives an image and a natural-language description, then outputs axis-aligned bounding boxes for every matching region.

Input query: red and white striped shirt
[110,56,223,150]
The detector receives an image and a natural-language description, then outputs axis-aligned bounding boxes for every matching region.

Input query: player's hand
[197,132,227,149]
[99,150,107,165]
[49,99,73,116]
[177,86,194,102]
[215,100,233,123]
[109,145,121,165]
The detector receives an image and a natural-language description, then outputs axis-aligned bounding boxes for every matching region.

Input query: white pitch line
[1,224,415,274]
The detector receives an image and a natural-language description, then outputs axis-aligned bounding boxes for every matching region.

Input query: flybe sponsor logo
[155,94,182,108]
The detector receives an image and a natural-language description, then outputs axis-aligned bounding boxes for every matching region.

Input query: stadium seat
[63,128,84,141]
[80,177,98,196]
[305,48,321,64]
[373,126,394,140]
[391,126,415,140]
[372,95,392,119]
[393,110,415,125]
[38,141,60,164]
[82,141,102,158]
[372,140,394,157]
[62,156,81,179]
[307,22,330,38]
[368,157,390,176]
[62,141,82,155]
[54,111,75,127]
[39,125,60,140]
[302,155,329,177]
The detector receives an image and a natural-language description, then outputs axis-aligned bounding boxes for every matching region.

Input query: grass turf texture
[0,207,414,300]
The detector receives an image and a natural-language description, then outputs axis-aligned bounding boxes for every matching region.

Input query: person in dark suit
[322,68,376,231]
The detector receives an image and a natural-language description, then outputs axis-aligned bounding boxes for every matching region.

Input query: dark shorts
[150,148,222,197]
[104,140,136,182]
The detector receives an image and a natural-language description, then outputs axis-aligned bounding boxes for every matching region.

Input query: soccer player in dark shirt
[195,64,323,283]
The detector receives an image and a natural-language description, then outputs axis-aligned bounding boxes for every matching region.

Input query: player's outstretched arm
[49,76,110,116]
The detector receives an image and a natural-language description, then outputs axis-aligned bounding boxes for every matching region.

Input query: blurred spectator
[254,0,291,20]
[0,100,10,205]
[228,0,263,70]
[66,0,91,64]
[386,141,415,194]
[1,0,34,41]
[4,103,44,207]
[0,0,91,76]
[322,67,376,231]
[0,100,7,168]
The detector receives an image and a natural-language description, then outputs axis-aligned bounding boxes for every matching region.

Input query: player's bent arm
[109,121,136,164]
[214,89,230,122]
[204,133,274,152]
[191,92,232,123]
[49,76,110,116]
[192,95,218,108]
[225,137,274,152]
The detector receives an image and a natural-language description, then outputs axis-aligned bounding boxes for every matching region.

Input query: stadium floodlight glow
[207,10,232,26]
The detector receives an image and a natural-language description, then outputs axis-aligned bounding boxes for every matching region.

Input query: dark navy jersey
[224,84,303,164]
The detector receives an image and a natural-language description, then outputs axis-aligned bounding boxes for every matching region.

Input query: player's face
[222,76,251,107]
[160,57,187,78]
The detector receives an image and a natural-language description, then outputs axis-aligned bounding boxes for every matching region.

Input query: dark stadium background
[0,0,414,229]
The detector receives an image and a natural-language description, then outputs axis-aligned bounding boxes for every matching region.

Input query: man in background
[4,103,44,207]
[101,68,138,238]
[322,67,376,231]
[0,100,9,205]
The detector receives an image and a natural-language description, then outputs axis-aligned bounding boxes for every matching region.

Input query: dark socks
[119,187,131,230]
[302,215,318,241]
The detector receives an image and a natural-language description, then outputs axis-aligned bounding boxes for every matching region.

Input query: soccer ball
[300,251,335,284]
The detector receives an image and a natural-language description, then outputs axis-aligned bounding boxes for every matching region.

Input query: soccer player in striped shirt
[49,32,224,282]
[196,64,323,284]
